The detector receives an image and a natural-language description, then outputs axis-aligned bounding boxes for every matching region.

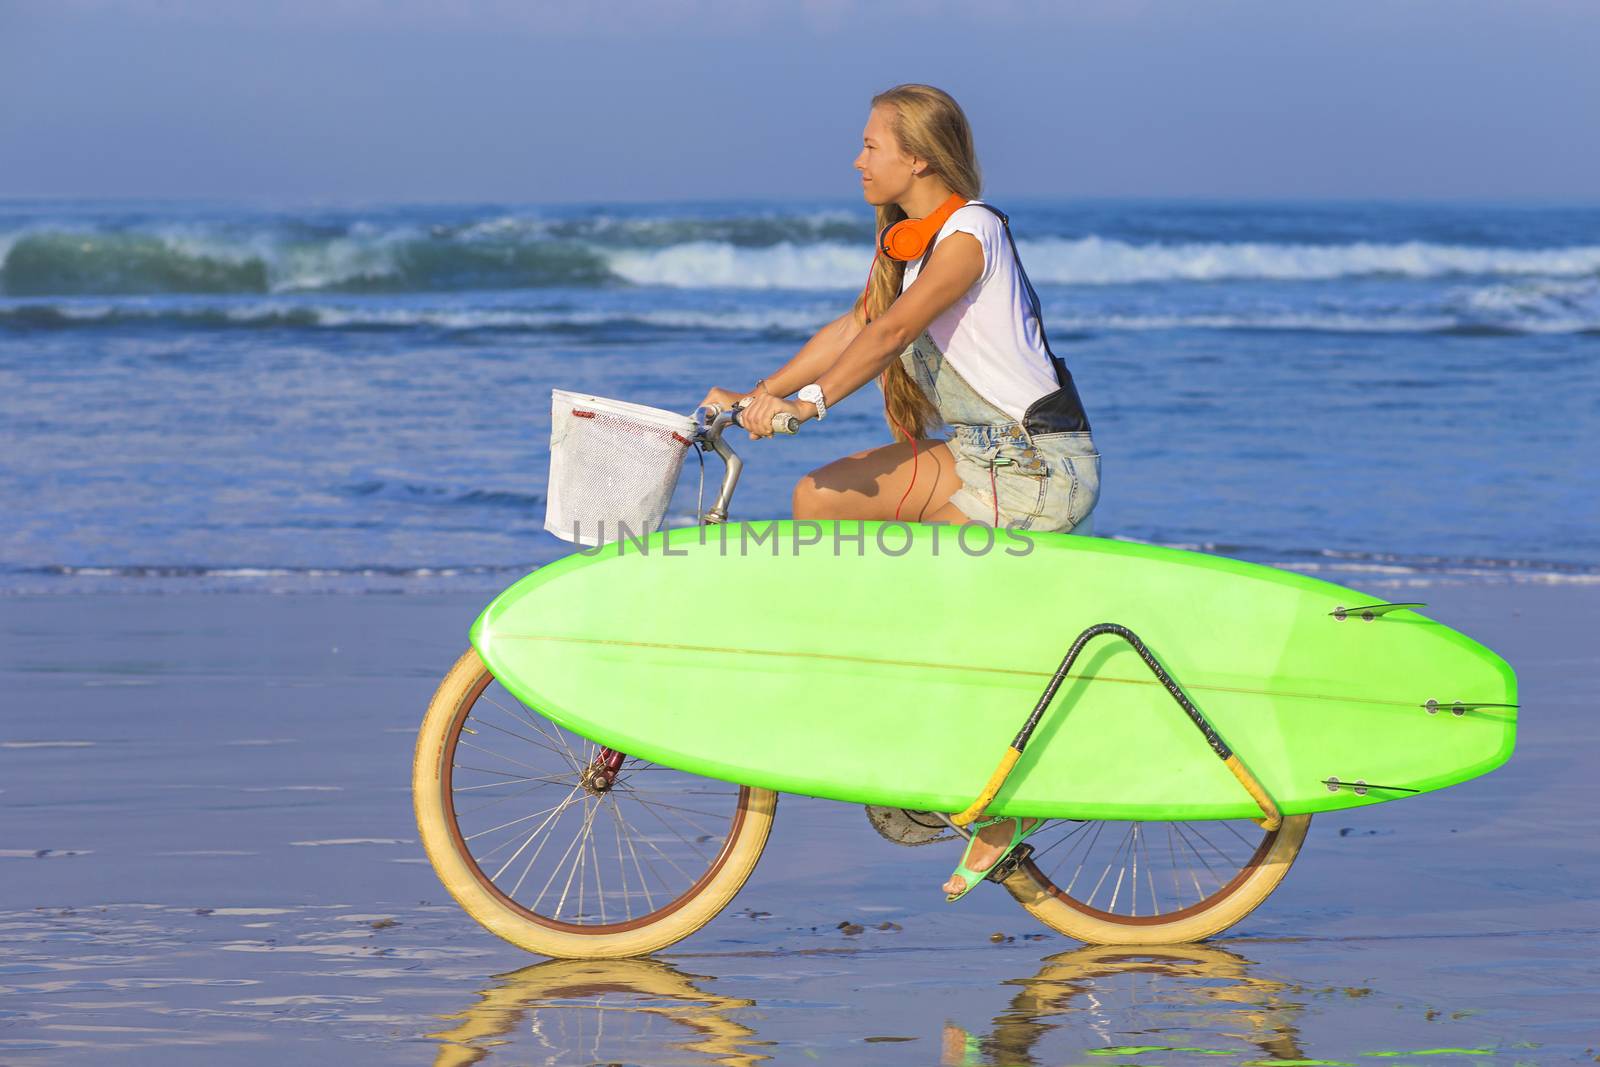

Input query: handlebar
[700,399,799,437]
[690,398,797,525]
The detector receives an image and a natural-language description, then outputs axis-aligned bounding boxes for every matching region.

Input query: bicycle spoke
[1085,824,1130,910]
[447,678,749,932]
[607,792,659,913]
[1183,820,1242,874]
[1103,824,1137,913]
[465,798,571,844]
[529,799,595,912]
[488,785,584,880]
[1139,824,1160,916]
[480,693,580,767]
[1221,818,1255,849]
[629,805,706,879]
[454,769,576,789]
[1029,819,1093,863]
[1061,819,1109,897]
[1171,821,1218,899]
[1025,815,1271,922]
[1129,824,1143,917]
[590,831,607,925]
[609,802,628,922]
[1168,825,1186,909]
[474,714,577,763]
[455,777,577,819]
[633,797,716,865]
[558,800,599,921]
[614,789,728,839]
[457,737,558,778]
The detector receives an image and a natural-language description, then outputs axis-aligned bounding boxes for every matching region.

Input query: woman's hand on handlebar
[735,391,808,440]
[698,386,756,413]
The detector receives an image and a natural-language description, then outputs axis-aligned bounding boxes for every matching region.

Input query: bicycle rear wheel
[1001,814,1310,944]
[414,649,777,958]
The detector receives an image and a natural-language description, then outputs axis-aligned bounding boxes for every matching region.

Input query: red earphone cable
[888,403,918,524]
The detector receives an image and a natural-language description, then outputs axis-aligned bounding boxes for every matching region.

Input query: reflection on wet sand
[428,957,768,1067]
[943,943,1308,1067]
[429,944,1309,1067]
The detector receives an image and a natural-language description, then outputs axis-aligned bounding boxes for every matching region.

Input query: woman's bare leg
[793,440,1034,896]
[792,439,970,523]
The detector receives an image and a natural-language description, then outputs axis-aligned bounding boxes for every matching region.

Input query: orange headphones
[876,192,968,261]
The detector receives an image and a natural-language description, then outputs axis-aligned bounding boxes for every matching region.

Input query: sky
[2,0,1598,204]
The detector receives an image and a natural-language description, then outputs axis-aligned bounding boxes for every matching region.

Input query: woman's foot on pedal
[942,817,1042,897]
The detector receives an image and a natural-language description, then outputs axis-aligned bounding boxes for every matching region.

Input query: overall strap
[971,202,1064,380]
[916,201,1067,388]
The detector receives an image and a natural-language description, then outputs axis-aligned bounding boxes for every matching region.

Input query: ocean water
[3,197,1597,594]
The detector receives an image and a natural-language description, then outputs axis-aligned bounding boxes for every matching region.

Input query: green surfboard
[472,521,1516,821]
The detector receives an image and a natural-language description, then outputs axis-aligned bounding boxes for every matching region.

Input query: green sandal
[944,816,1046,902]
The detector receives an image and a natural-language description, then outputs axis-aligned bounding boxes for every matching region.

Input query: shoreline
[5,543,1600,599]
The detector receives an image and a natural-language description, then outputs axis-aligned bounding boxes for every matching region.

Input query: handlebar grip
[725,400,799,436]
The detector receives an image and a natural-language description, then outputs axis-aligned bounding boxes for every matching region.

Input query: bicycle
[411,398,1375,958]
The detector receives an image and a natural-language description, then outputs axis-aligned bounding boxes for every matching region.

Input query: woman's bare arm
[758,309,864,397]
[732,233,983,436]
[698,308,863,411]
[810,233,981,411]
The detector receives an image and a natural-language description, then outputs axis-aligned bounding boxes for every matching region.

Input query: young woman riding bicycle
[699,83,1103,900]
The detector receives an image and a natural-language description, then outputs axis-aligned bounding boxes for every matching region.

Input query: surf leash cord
[951,622,1283,831]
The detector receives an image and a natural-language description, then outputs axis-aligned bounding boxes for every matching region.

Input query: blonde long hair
[853,84,983,442]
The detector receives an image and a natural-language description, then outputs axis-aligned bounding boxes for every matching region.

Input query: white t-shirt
[900,200,1061,423]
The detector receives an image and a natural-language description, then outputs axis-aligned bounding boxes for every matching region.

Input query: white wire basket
[544,389,697,547]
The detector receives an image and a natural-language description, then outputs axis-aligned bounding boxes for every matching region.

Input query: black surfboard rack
[952,622,1283,832]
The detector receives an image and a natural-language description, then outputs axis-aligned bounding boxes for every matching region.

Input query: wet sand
[1,581,1596,1064]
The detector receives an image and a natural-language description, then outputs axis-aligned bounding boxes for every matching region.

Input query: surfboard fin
[1329,601,1426,621]
[1323,776,1421,796]
[1422,700,1518,717]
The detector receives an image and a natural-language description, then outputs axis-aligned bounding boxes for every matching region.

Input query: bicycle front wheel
[414,649,777,958]
[1001,814,1311,945]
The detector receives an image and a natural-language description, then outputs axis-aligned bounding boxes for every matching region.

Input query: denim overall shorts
[900,330,1101,534]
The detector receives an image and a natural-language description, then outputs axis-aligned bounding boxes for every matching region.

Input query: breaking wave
[0,300,829,336]
[5,212,1600,296]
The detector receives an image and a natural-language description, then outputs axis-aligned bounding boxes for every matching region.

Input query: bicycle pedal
[987,842,1034,883]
